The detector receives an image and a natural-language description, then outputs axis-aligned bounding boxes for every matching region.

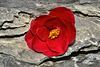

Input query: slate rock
[0,0,100,66]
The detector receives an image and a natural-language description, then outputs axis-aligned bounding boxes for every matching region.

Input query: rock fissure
[73,11,100,18]
[18,11,33,15]
[47,49,100,63]
[0,20,13,27]
[70,49,100,57]
[0,25,26,30]
[18,11,35,18]
[0,31,27,38]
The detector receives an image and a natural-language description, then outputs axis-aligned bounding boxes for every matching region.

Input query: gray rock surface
[54,52,100,67]
[0,0,100,67]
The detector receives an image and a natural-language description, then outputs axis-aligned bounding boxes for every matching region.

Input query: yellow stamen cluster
[48,29,60,39]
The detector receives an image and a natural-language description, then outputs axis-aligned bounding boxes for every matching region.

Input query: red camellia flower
[25,7,76,57]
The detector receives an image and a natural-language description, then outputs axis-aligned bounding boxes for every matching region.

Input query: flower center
[48,29,60,39]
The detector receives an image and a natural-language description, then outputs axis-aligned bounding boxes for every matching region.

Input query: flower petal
[25,30,34,50]
[36,26,49,41]
[64,20,76,44]
[32,35,60,57]
[49,7,75,25]
[44,17,69,54]
[47,31,68,55]
[49,7,76,44]
[32,35,49,52]
[43,50,58,57]
[25,30,58,57]
[44,17,67,29]
[30,15,55,35]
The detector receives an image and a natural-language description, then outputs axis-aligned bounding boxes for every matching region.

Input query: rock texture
[0,0,100,67]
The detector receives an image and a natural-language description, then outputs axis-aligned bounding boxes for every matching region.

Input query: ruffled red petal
[44,17,69,54]
[25,30,34,50]
[49,7,75,25]
[32,35,49,52]
[49,7,76,44]
[36,26,49,41]
[43,50,58,57]
[44,17,67,29]
[64,20,76,44]
[30,15,55,35]
[25,29,59,57]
